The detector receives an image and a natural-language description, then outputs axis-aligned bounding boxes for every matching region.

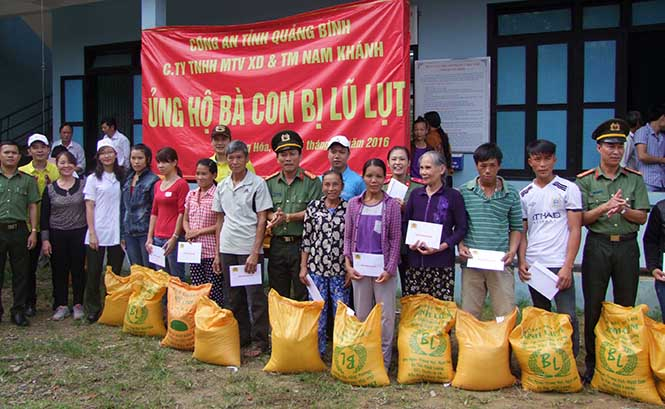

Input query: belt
[273,235,301,243]
[589,231,637,242]
[0,222,22,231]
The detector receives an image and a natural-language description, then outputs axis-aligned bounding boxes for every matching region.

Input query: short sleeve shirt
[84,172,121,246]
[212,170,272,255]
[633,124,665,187]
[576,166,650,235]
[0,170,40,223]
[340,166,365,201]
[520,176,582,268]
[266,168,322,236]
[19,161,60,231]
[185,185,217,259]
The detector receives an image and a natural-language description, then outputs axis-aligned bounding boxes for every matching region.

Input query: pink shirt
[185,185,217,259]
[151,178,189,239]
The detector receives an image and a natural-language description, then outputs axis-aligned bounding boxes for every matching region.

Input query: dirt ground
[0,272,662,409]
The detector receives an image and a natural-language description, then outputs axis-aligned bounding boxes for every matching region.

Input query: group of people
[0,112,662,381]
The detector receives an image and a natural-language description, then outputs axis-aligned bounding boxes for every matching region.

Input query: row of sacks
[98,266,241,366]
[97,266,665,405]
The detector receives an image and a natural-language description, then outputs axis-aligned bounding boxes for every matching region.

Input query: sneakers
[72,304,84,320]
[52,306,71,321]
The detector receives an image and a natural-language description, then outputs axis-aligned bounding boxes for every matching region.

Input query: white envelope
[352,252,384,277]
[385,178,409,201]
[229,264,262,287]
[177,242,202,264]
[466,248,505,271]
[405,220,443,249]
[148,245,166,268]
[306,274,323,301]
[526,261,560,301]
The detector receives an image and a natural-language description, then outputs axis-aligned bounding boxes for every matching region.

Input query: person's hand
[345,265,362,287]
[458,243,472,260]
[417,242,448,255]
[605,189,627,217]
[299,267,310,286]
[375,271,390,283]
[185,229,199,241]
[145,237,153,254]
[245,252,259,274]
[27,231,37,250]
[267,208,286,229]
[42,240,52,257]
[408,240,421,251]
[518,262,531,282]
[557,265,573,290]
[120,239,126,252]
[89,232,99,251]
[502,250,516,266]
[163,236,177,256]
[213,255,222,275]
[653,268,665,282]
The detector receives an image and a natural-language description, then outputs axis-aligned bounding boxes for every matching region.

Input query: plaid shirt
[185,185,218,259]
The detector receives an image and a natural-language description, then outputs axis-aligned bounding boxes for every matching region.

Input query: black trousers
[83,245,125,317]
[51,228,86,307]
[27,235,41,307]
[582,234,640,370]
[0,224,30,314]
[268,237,307,301]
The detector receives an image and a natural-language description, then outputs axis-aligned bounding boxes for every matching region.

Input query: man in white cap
[326,135,364,200]
[19,133,59,316]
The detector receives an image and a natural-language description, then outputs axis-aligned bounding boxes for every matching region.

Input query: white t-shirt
[212,170,273,255]
[520,175,582,268]
[84,172,121,246]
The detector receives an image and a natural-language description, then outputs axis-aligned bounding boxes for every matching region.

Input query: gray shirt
[40,178,87,240]
[212,170,272,255]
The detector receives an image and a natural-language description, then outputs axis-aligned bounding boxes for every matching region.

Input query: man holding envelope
[459,143,523,319]
[517,139,582,356]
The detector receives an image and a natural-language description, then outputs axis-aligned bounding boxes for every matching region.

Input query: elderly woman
[403,151,467,301]
[299,170,348,356]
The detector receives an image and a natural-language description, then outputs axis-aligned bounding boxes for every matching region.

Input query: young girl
[299,170,349,356]
[146,147,189,280]
[121,144,159,267]
[404,151,467,301]
[410,116,431,179]
[344,158,401,370]
[41,151,87,320]
[183,159,222,305]
[83,139,125,322]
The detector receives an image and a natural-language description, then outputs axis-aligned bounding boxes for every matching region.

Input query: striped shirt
[634,123,665,188]
[460,177,523,252]
[185,185,217,259]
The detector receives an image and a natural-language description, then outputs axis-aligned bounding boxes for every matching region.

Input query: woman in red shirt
[146,147,190,279]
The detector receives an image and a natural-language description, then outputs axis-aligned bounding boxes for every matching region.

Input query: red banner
[141,0,410,177]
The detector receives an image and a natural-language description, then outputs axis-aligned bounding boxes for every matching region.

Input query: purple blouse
[356,202,383,254]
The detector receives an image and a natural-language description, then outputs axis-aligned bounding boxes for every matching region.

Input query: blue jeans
[152,236,185,280]
[308,274,349,356]
[124,234,150,267]
[656,280,665,323]
[528,267,580,357]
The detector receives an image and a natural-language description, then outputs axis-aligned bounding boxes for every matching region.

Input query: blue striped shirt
[634,123,665,188]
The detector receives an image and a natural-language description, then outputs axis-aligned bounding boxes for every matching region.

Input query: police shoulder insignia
[265,171,280,180]
[623,167,642,176]
[576,168,594,178]
[303,169,318,179]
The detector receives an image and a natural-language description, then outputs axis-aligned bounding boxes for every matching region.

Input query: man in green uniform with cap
[576,118,650,382]
[0,141,40,326]
[266,130,322,301]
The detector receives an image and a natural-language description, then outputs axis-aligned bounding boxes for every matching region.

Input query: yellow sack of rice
[452,308,517,391]
[160,277,211,350]
[509,307,582,392]
[98,267,134,326]
[646,316,665,399]
[591,302,662,405]
[263,289,326,373]
[331,302,389,386]
[122,268,170,337]
[193,296,241,367]
[397,294,456,384]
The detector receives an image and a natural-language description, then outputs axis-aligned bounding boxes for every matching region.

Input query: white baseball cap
[96,138,116,152]
[327,135,350,150]
[27,133,49,147]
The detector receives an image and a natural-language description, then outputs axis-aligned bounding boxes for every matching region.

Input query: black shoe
[86,313,99,323]
[25,305,36,317]
[11,311,29,326]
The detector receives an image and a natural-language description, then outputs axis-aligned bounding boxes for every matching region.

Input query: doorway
[628,30,665,118]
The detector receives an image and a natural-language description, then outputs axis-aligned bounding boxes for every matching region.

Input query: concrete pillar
[142,0,166,30]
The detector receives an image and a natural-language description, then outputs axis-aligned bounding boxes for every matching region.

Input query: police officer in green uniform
[266,130,322,301]
[0,141,40,326]
[576,119,650,382]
